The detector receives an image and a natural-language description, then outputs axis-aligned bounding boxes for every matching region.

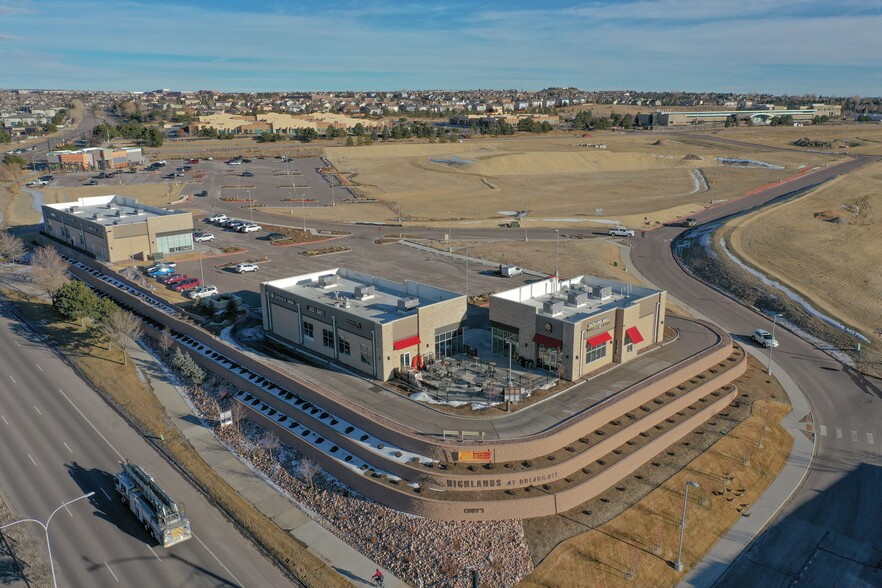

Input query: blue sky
[1,0,881,95]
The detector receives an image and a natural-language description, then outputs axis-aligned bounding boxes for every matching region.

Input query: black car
[195,190,208,197]
[241,158,252,164]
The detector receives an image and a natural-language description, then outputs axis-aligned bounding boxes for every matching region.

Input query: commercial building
[191,112,377,137]
[261,269,467,380]
[47,147,144,171]
[638,104,841,127]
[42,195,193,262]
[490,276,666,381]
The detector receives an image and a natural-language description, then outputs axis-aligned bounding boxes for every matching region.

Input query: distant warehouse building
[490,276,667,381]
[42,195,193,262]
[47,147,144,172]
[261,269,467,380]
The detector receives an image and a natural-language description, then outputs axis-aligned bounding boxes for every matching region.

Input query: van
[498,264,523,278]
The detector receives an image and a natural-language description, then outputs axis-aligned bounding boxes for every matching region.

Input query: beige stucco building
[261,269,467,380]
[42,195,194,262]
[490,276,666,380]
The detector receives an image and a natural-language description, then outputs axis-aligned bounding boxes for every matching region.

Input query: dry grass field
[726,159,882,363]
[716,123,882,156]
[325,134,834,229]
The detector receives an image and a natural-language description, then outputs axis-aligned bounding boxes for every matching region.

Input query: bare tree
[260,431,280,460]
[230,401,248,430]
[297,458,322,491]
[0,231,26,265]
[30,246,69,302]
[157,326,174,356]
[98,308,143,365]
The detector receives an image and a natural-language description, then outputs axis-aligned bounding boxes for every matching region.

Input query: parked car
[608,227,635,237]
[241,171,254,177]
[148,265,176,277]
[193,232,215,242]
[27,179,49,186]
[84,179,98,185]
[239,224,261,233]
[227,221,247,231]
[146,262,176,273]
[227,160,242,166]
[265,232,288,242]
[752,329,779,348]
[173,278,201,292]
[209,213,228,223]
[160,274,188,285]
[187,159,199,164]
[235,263,259,273]
[187,285,218,300]
[195,190,208,197]
[241,158,252,164]
[684,218,698,228]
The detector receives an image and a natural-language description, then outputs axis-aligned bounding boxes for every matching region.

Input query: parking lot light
[767,313,782,375]
[674,481,700,572]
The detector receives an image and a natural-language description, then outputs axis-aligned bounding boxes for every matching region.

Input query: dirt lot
[324,134,834,229]
[725,160,882,373]
[716,123,882,156]
[520,355,792,587]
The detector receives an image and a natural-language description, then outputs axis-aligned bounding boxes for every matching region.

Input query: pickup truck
[608,227,635,237]
[27,179,50,186]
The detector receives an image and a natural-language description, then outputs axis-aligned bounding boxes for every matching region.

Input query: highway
[629,157,882,586]
[0,306,293,587]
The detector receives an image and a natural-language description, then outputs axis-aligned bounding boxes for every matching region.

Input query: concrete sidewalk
[129,344,406,588]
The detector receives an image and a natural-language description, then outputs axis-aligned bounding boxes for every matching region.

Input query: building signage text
[306,304,326,316]
[587,317,611,331]
[345,318,362,329]
[445,471,560,488]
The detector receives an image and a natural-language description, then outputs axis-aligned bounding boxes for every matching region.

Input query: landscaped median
[0,288,349,588]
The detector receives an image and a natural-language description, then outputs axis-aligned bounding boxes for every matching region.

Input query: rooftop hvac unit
[589,286,612,300]
[397,296,419,312]
[69,205,79,213]
[354,285,375,300]
[106,203,117,210]
[116,210,125,217]
[543,299,565,316]
[93,213,102,220]
[566,291,588,307]
[317,274,338,289]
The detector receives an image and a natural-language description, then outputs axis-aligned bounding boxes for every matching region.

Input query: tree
[0,231,26,264]
[230,401,248,431]
[157,326,175,355]
[98,308,143,365]
[0,128,11,144]
[2,154,26,167]
[351,123,366,136]
[298,127,318,142]
[172,348,205,386]
[260,430,280,459]
[54,280,101,326]
[297,458,321,490]
[30,246,69,303]
[345,136,354,147]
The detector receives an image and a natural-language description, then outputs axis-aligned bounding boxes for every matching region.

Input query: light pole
[505,340,514,388]
[555,229,560,279]
[247,190,254,223]
[302,190,307,232]
[288,191,293,216]
[447,211,452,252]
[524,200,528,242]
[331,181,336,207]
[199,249,205,285]
[674,481,699,572]
[0,491,95,588]
[767,313,781,375]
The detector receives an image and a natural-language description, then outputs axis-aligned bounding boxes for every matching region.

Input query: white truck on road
[115,460,192,547]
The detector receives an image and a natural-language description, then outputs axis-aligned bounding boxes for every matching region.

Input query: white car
[608,227,635,237]
[209,214,228,224]
[27,179,50,186]
[188,285,218,299]
[235,263,259,273]
[752,329,779,348]
[239,224,261,233]
[227,160,242,166]
[193,232,215,242]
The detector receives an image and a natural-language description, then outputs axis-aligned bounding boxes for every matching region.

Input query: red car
[160,273,187,285]
[172,278,200,292]
[187,158,199,164]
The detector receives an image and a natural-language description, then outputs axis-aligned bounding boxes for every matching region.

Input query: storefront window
[492,326,518,356]
[435,327,464,359]
[585,341,607,363]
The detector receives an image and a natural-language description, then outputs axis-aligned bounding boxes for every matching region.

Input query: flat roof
[492,275,661,323]
[264,268,464,326]
[44,195,186,227]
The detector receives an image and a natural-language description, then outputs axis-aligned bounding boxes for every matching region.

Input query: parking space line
[63,442,73,453]
[835,427,843,439]
[104,561,119,582]
[819,425,827,437]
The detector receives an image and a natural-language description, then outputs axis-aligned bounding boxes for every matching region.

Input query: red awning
[586,331,612,347]
[532,334,563,348]
[393,335,421,351]
[625,326,645,344]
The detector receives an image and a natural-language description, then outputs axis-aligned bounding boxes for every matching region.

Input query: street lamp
[674,481,699,572]
[767,313,782,375]
[447,211,452,252]
[505,340,514,388]
[555,229,560,279]
[0,491,95,588]
[247,190,254,223]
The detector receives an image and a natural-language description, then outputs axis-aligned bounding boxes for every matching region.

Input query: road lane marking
[14,341,20,347]
[148,546,161,561]
[63,442,73,454]
[35,364,42,372]
[104,561,119,582]
[835,427,843,439]
[57,389,123,460]
[193,533,242,587]
[0,415,7,425]
[101,488,111,501]
[27,454,36,466]
[868,433,874,445]
[33,405,42,415]
[8,375,15,384]
[851,430,858,442]
[819,425,827,437]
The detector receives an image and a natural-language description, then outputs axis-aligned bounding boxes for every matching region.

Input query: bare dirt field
[324,134,835,229]
[716,123,882,156]
[725,160,882,370]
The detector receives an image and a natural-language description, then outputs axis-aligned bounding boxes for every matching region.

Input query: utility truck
[115,460,192,547]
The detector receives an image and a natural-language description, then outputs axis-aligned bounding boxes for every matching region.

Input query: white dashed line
[104,561,119,582]
[57,389,123,460]
[836,427,843,439]
[868,433,874,445]
[8,375,15,384]
[63,442,73,453]
[0,415,7,425]
[148,546,161,561]
[14,341,20,347]
[851,430,859,442]
[101,488,111,501]
[27,454,36,466]
[33,405,42,415]
[819,425,827,437]
[193,533,242,587]
[35,364,42,372]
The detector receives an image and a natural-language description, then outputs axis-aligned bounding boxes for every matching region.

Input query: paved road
[628,157,882,586]
[0,307,294,587]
